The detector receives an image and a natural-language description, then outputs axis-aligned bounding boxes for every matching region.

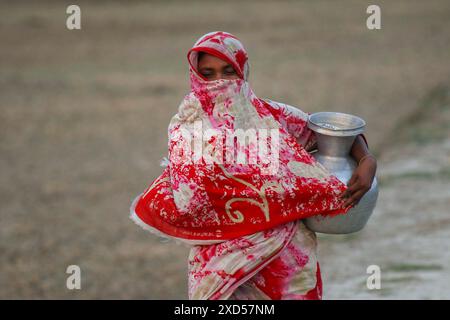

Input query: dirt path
[318,138,450,299]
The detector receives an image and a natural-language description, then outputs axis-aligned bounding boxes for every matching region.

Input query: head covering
[187,31,249,81]
[130,31,351,245]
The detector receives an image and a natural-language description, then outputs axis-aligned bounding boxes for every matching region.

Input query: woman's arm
[340,134,377,207]
[350,134,370,163]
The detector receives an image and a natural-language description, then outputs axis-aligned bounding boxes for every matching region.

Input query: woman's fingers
[340,174,359,199]
[344,189,366,207]
[347,172,358,187]
[340,161,375,205]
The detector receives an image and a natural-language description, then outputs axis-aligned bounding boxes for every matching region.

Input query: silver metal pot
[304,112,379,234]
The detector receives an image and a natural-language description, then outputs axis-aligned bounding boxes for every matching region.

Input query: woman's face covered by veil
[184,31,266,130]
[186,32,254,115]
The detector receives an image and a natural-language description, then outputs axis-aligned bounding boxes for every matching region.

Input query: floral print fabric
[188,220,322,300]
[130,31,351,299]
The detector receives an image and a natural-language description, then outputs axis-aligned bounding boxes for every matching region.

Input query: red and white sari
[130,31,352,300]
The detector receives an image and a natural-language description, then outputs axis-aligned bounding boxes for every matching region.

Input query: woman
[130,31,377,300]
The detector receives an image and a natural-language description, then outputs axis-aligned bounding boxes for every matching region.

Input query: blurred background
[1,0,449,299]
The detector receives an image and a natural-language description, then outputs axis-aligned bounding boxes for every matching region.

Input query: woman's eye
[224,67,236,74]
[200,72,214,79]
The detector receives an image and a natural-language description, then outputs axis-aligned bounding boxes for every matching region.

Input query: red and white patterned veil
[130,31,351,245]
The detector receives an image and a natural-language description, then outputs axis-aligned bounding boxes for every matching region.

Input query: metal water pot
[304,112,379,234]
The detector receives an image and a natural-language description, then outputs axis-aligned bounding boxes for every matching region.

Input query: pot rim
[307,112,366,137]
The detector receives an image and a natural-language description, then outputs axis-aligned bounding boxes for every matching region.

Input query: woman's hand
[340,155,377,207]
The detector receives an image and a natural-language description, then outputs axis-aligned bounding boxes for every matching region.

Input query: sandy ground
[0,0,449,299]
[320,85,450,299]
[319,138,450,299]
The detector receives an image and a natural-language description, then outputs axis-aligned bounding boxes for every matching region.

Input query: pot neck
[315,133,357,157]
